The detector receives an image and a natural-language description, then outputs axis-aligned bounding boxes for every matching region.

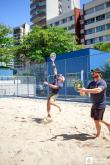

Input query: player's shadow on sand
[32,118,44,124]
[50,133,95,141]
[32,117,52,124]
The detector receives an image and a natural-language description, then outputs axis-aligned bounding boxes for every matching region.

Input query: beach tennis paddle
[73,80,83,91]
[73,80,86,96]
[50,52,56,62]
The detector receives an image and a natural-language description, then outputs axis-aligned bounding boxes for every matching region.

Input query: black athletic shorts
[91,105,105,120]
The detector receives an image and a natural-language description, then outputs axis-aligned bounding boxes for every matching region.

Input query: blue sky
[0,0,91,28]
[81,0,92,6]
[0,0,30,28]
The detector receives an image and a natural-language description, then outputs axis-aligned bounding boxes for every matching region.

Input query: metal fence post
[64,59,67,100]
[27,76,29,97]
[16,76,18,96]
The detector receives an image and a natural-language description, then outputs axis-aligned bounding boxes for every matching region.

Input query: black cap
[91,68,102,73]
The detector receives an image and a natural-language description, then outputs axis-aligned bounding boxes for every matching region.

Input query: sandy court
[0,97,110,165]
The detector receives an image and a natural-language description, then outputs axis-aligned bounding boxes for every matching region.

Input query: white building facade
[30,0,110,47]
[47,0,80,42]
[13,23,30,41]
[82,0,110,47]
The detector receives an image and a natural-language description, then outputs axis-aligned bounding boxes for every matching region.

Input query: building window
[106,23,110,30]
[81,34,84,39]
[80,24,84,29]
[85,8,94,15]
[106,12,110,18]
[36,1,46,7]
[85,40,90,45]
[106,1,110,8]
[95,3,105,11]
[96,25,105,32]
[68,24,75,30]
[106,35,110,41]
[31,4,36,10]
[96,14,105,22]
[55,21,59,26]
[68,16,74,21]
[85,18,95,25]
[61,18,67,24]
[80,15,84,20]
[94,38,99,43]
[31,9,37,16]
[91,38,95,44]
[37,9,46,15]
[86,28,95,35]
[103,36,107,42]
[86,34,110,45]
[99,36,103,42]
[85,38,95,45]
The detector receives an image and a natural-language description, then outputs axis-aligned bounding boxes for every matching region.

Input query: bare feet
[95,134,100,138]
[93,133,100,138]
[47,114,51,118]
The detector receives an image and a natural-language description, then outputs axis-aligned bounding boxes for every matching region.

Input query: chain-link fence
[0,76,36,97]
[1,52,110,102]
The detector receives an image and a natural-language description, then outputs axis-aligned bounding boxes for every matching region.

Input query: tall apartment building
[13,23,30,67]
[46,0,59,20]
[30,0,80,26]
[47,8,80,40]
[30,0,80,42]
[30,0,110,47]
[13,23,30,42]
[30,0,46,27]
[81,0,110,47]
[47,0,80,42]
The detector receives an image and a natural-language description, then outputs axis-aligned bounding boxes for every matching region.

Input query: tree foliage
[15,26,83,63]
[93,42,110,52]
[102,63,110,97]
[0,24,14,65]
[93,38,110,96]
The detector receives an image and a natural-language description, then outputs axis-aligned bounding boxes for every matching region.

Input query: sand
[0,97,110,165]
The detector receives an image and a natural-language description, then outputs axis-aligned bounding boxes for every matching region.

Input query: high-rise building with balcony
[81,0,110,47]
[47,0,80,42]
[30,0,110,47]
[30,0,80,42]
[31,0,79,26]
[30,0,46,27]
[13,23,30,67]
[47,8,80,41]
[13,23,30,42]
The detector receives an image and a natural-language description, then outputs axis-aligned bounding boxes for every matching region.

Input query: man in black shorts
[79,68,110,138]
[44,61,65,119]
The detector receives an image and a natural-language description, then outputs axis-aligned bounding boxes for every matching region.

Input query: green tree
[93,38,110,52]
[102,63,110,97]
[93,42,103,50]
[100,42,110,52]
[15,26,83,63]
[0,24,14,65]
[94,36,110,97]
